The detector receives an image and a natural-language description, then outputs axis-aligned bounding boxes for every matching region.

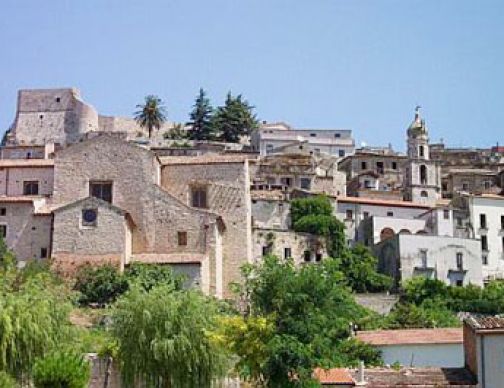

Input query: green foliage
[385,300,460,329]
[402,277,448,306]
[134,95,167,138]
[212,92,258,143]
[339,245,393,293]
[232,256,376,386]
[111,286,229,387]
[0,253,72,380]
[334,338,383,367]
[74,265,128,306]
[188,88,214,140]
[290,196,333,225]
[0,371,17,388]
[32,351,90,388]
[163,123,188,140]
[74,263,184,306]
[125,262,184,292]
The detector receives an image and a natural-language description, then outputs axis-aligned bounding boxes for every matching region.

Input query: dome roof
[407,106,428,137]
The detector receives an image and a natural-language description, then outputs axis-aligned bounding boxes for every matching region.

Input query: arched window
[380,227,395,241]
[419,145,425,157]
[420,190,428,198]
[420,165,427,185]
[416,230,428,235]
[399,229,411,235]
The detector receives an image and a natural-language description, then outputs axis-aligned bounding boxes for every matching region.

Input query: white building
[251,122,355,157]
[466,194,504,282]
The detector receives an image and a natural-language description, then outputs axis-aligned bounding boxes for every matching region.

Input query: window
[334,133,341,138]
[364,180,372,189]
[280,177,292,187]
[443,209,450,220]
[392,162,397,170]
[442,182,448,191]
[363,211,369,219]
[483,255,488,265]
[82,209,98,227]
[462,182,469,191]
[262,246,271,256]
[284,247,292,259]
[420,165,427,185]
[0,208,5,216]
[456,253,463,270]
[191,187,207,208]
[456,280,463,287]
[376,161,384,174]
[310,133,317,137]
[300,178,311,190]
[421,190,428,198]
[315,253,322,262]
[303,251,311,262]
[419,145,425,157]
[480,214,487,229]
[387,211,394,217]
[55,97,61,103]
[314,148,321,154]
[481,235,488,252]
[346,209,353,220]
[361,161,367,170]
[177,231,187,246]
[23,181,39,195]
[420,249,428,268]
[501,215,504,230]
[0,225,6,239]
[266,144,273,151]
[456,217,463,227]
[502,237,504,254]
[484,181,491,190]
[338,150,345,157]
[90,181,112,203]
[40,248,48,258]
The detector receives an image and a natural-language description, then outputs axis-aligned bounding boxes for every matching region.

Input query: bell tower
[404,106,441,205]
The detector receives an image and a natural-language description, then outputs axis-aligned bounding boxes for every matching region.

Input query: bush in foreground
[32,351,90,388]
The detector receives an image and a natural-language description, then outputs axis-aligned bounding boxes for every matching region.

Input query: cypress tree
[187,88,214,140]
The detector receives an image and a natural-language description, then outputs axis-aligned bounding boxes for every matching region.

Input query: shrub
[335,338,383,367]
[74,265,128,306]
[290,195,332,225]
[32,351,90,388]
[0,371,17,388]
[125,263,184,292]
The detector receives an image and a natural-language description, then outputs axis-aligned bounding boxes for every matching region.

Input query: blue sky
[1,0,503,151]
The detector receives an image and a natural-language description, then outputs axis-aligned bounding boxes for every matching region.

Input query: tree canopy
[134,95,167,138]
[187,88,214,141]
[212,92,258,143]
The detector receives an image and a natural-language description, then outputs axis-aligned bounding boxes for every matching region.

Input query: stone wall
[0,166,54,196]
[161,159,252,297]
[252,198,290,230]
[0,201,52,260]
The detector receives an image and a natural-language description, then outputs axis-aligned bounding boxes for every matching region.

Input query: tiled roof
[356,328,462,346]
[313,368,354,385]
[336,196,432,209]
[0,159,54,167]
[131,253,207,264]
[465,315,504,331]
[350,367,476,387]
[0,195,41,203]
[159,154,255,165]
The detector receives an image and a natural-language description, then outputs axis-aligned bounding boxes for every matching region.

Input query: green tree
[111,286,229,388]
[187,88,214,140]
[74,265,128,306]
[32,351,90,388]
[339,245,393,293]
[134,95,167,138]
[233,256,378,386]
[290,196,333,225]
[125,262,184,292]
[212,92,258,143]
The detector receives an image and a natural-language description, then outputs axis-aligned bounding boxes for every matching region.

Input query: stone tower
[404,106,441,205]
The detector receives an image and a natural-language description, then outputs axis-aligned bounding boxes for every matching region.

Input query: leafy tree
[290,196,333,225]
[74,265,128,306]
[0,371,17,388]
[32,351,90,388]
[212,92,258,143]
[385,300,460,329]
[111,286,229,387]
[187,88,214,140]
[232,256,377,386]
[162,123,188,140]
[402,277,448,305]
[125,262,184,292]
[134,95,167,138]
[339,245,393,293]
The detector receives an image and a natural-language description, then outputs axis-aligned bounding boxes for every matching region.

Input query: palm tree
[134,95,167,138]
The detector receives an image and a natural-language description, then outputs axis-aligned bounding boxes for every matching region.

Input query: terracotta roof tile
[465,315,504,330]
[313,368,354,385]
[0,159,54,167]
[356,328,462,345]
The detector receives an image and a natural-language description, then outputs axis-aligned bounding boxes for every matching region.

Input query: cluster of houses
[2,88,504,296]
[3,87,504,387]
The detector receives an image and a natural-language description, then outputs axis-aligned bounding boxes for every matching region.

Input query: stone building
[443,168,499,198]
[159,154,253,298]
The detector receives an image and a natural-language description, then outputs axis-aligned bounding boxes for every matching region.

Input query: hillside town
[1,87,504,387]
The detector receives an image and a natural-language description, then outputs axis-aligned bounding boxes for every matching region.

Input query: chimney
[355,361,366,386]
